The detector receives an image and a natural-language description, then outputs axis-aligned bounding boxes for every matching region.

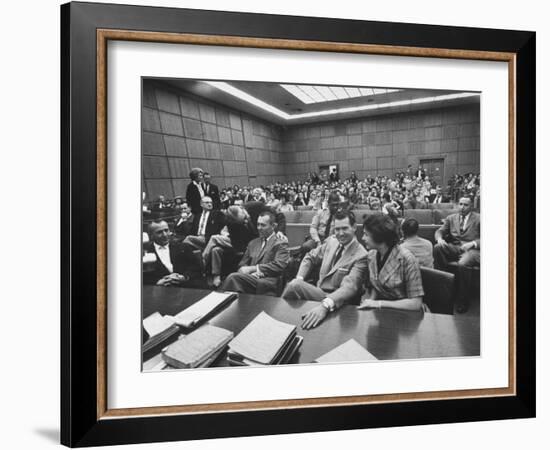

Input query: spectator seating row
[295,203,456,211]
[283,209,457,247]
[284,208,458,226]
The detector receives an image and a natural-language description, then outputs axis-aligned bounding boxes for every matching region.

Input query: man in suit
[283,210,368,330]
[202,172,221,210]
[142,220,188,285]
[173,201,194,237]
[151,195,167,211]
[434,196,480,312]
[185,167,205,215]
[182,196,225,260]
[222,211,289,295]
[431,185,445,204]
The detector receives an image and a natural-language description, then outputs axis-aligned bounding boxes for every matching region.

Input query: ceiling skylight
[281,84,402,104]
[205,81,479,122]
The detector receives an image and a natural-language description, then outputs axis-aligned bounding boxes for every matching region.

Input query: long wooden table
[142,287,480,369]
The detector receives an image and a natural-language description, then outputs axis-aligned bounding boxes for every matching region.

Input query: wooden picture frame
[61,1,535,446]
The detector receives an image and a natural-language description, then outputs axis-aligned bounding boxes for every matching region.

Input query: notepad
[314,339,377,364]
[174,291,237,328]
[228,311,297,365]
[162,324,234,369]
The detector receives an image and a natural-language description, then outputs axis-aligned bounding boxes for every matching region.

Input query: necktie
[332,244,344,268]
[198,213,207,235]
[324,214,333,239]
[459,215,465,233]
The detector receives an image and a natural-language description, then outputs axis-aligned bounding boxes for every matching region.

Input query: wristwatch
[321,298,335,312]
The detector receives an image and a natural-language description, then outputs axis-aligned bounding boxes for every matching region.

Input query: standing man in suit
[434,196,480,312]
[283,210,368,330]
[182,196,225,258]
[222,211,289,295]
[185,167,205,215]
[143,220,188,285]
[202,172,220,210]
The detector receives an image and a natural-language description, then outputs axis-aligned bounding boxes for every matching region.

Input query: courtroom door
[419,158,445,186]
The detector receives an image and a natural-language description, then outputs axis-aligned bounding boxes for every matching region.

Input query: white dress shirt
[193,180,205,198]
[154,242,173,273]
[197,211,210,236]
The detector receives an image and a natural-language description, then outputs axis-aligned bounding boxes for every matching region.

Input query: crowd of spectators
[143,166,481,321]
[145,167,480,217]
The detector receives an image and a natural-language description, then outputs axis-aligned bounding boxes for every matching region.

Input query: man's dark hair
[147,219,168,235]
[258,210,276,225]
[401,218,419,238]
[363,213,399,246]
[203,171,210,177]
[459,195,474,204]
[334,209,356,226]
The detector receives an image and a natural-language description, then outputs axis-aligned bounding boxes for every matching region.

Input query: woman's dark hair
[363,213,400,246]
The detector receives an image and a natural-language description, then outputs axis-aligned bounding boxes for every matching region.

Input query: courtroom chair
[283,211,300,224]
[403,209,434,225]
[420,267,455,315]
[417,224,439,244]
[432,208,459,224]
[428,202,455,210]
[285,223,310,247]
[298,210,317,224]
[444,262,481,301]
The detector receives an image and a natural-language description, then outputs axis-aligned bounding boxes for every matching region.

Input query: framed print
[60,1,535,447]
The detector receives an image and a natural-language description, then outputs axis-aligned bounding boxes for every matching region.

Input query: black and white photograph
[141,78,481,371]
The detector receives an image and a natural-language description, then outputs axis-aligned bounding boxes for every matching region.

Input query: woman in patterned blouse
[358,213,425,311]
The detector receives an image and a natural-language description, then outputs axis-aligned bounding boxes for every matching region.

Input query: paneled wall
[142,80,286,200]
[142,79,480,198]
[282,104,480,185]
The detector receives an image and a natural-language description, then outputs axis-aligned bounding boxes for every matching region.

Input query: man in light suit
[434,196,480,312]
[283,210,368,329]
[222,211,289,296]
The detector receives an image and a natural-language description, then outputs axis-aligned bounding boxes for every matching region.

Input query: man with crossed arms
[283,210,368,330]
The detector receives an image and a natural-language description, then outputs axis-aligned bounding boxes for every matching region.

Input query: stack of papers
[162,324,234,369]
[174,291,237,329]
[142,312,180,356]
[227,312,302,366]
[314,339,377,364]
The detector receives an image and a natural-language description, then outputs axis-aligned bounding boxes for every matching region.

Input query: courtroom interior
[141,78,481,370]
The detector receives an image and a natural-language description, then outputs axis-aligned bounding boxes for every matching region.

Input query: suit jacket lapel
[257,235,276,262]
[462,213,476,233]
[249,239,262,265]
[152,243,171,274]
[321,238,358,281]
[319,239,338,282]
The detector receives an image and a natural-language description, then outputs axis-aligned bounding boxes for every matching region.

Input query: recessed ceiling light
[205,81,478,122]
